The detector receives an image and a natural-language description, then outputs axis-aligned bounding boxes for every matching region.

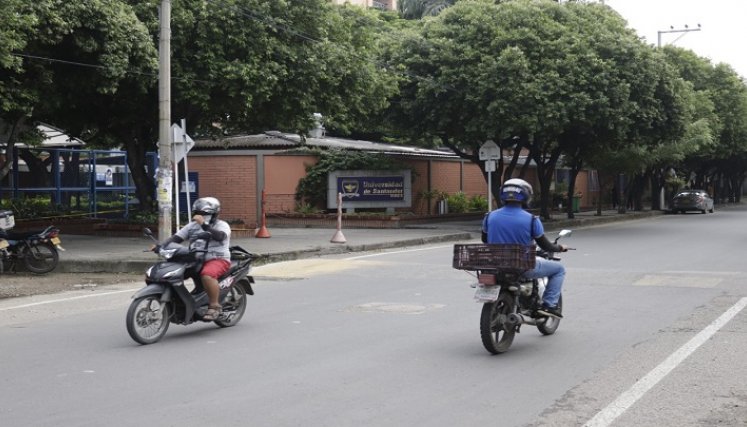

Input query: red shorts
[201,259,231,279]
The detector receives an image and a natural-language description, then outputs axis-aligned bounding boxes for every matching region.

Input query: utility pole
[157,0,172,241]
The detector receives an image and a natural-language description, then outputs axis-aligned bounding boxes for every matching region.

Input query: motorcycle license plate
[0,239,8,249]
[474,285,500,303]
[51,237,61,245]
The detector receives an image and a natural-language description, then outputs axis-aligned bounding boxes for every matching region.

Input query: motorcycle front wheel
[537,294,562,335]
[126,296,171,345]
[22,242,59,274]
[480,291,516,354]
[214,284,248,328]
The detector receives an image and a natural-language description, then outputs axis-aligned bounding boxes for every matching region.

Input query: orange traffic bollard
[255,190,271,238]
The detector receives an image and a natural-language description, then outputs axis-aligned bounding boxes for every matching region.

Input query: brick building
[187,132,530,228]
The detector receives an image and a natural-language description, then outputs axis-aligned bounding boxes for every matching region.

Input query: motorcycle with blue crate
[453,229,572,354]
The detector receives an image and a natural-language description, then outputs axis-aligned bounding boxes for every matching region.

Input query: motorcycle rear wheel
[537,294,562,335]
[214,284,248,328]
[22,242,59,274]
[480,291,516,354]
[126,296,171,345]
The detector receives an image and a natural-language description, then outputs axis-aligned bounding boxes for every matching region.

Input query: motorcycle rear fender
[238,276,255,295]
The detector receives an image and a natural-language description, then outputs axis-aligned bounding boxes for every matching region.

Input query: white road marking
[0,288,137,312]
[346,244,452,260]
[584,297,747,427]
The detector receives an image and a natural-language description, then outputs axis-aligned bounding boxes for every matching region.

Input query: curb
[55,232,474,273]
[543,210,665,231]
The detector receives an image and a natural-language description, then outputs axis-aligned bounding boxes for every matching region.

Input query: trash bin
[0,210,14,230]
[572,196,581,213]
[437,200,449,215]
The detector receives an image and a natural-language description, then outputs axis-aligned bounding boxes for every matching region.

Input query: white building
[332,0,398,11]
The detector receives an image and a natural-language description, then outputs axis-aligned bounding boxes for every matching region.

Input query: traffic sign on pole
[479,140,500,161]
[480,141,501,211]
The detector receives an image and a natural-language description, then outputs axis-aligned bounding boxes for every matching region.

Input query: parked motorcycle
[0,210,64,274]
[453,229,573,354]
[126,228,256,345]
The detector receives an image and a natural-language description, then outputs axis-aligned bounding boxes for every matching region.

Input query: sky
[604,0,747,79]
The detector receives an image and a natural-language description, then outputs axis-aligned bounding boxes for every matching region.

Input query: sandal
[203,305,222,321]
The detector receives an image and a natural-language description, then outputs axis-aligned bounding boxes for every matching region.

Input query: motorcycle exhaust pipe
[507,313,540,326]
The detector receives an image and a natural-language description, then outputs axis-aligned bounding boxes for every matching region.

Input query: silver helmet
[500,178,533,204]
[192,197,221,223]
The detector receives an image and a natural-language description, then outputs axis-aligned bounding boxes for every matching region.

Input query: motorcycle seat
[0,230,39,240]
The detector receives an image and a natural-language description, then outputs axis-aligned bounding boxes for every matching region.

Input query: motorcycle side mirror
[143,228,153,237]
[558,229,572,238]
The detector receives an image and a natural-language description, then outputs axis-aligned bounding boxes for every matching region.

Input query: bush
[2,196,67,219]
[468,194,488,212]
[446,192,470,213]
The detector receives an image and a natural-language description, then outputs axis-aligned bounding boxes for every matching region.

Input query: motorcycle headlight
[159,248,178,259]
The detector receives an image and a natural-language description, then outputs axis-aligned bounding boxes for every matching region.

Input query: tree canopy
[384,0,747,215]
[2,0,747,215]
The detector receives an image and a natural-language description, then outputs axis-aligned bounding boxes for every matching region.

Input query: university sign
[328,170,412,209]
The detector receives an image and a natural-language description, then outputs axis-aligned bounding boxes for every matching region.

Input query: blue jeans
[523,258,565,307]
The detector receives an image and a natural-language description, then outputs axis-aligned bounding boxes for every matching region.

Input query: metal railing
[0,148,156,219]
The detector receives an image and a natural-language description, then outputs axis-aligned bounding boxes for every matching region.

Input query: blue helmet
[500,178,533,204]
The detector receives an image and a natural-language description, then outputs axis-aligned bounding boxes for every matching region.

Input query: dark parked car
[671,189,714,214]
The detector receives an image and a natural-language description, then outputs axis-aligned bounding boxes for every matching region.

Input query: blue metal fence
[0,148,157,218]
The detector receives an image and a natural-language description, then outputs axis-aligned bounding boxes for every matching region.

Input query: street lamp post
[655,24,701,210]
[657,24,701,48]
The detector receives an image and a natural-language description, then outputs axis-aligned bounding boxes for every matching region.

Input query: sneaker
[536,304,563,319]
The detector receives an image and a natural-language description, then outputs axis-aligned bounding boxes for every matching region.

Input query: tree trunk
[650,169,662,211]
[124,137,155,212]
[0,117,26,182]
[567,159,582,219]
[18,148,52,188]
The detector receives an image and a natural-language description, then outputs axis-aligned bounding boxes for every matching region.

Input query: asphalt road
[1,207,746,427]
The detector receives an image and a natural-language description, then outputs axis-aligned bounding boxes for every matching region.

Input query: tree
[3,0,397,213]
[385,0,666,218]
[0,0,158,207]
[118,0,398,211]
[702,64,747,202]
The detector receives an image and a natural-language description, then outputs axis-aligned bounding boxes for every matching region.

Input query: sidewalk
[55,209,664,273]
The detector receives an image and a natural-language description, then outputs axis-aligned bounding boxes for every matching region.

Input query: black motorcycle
[0,211,64,274]
[453,229,572,354]
[126,228,256,345]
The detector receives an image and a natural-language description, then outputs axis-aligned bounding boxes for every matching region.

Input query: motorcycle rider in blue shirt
[482,178,568,318]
